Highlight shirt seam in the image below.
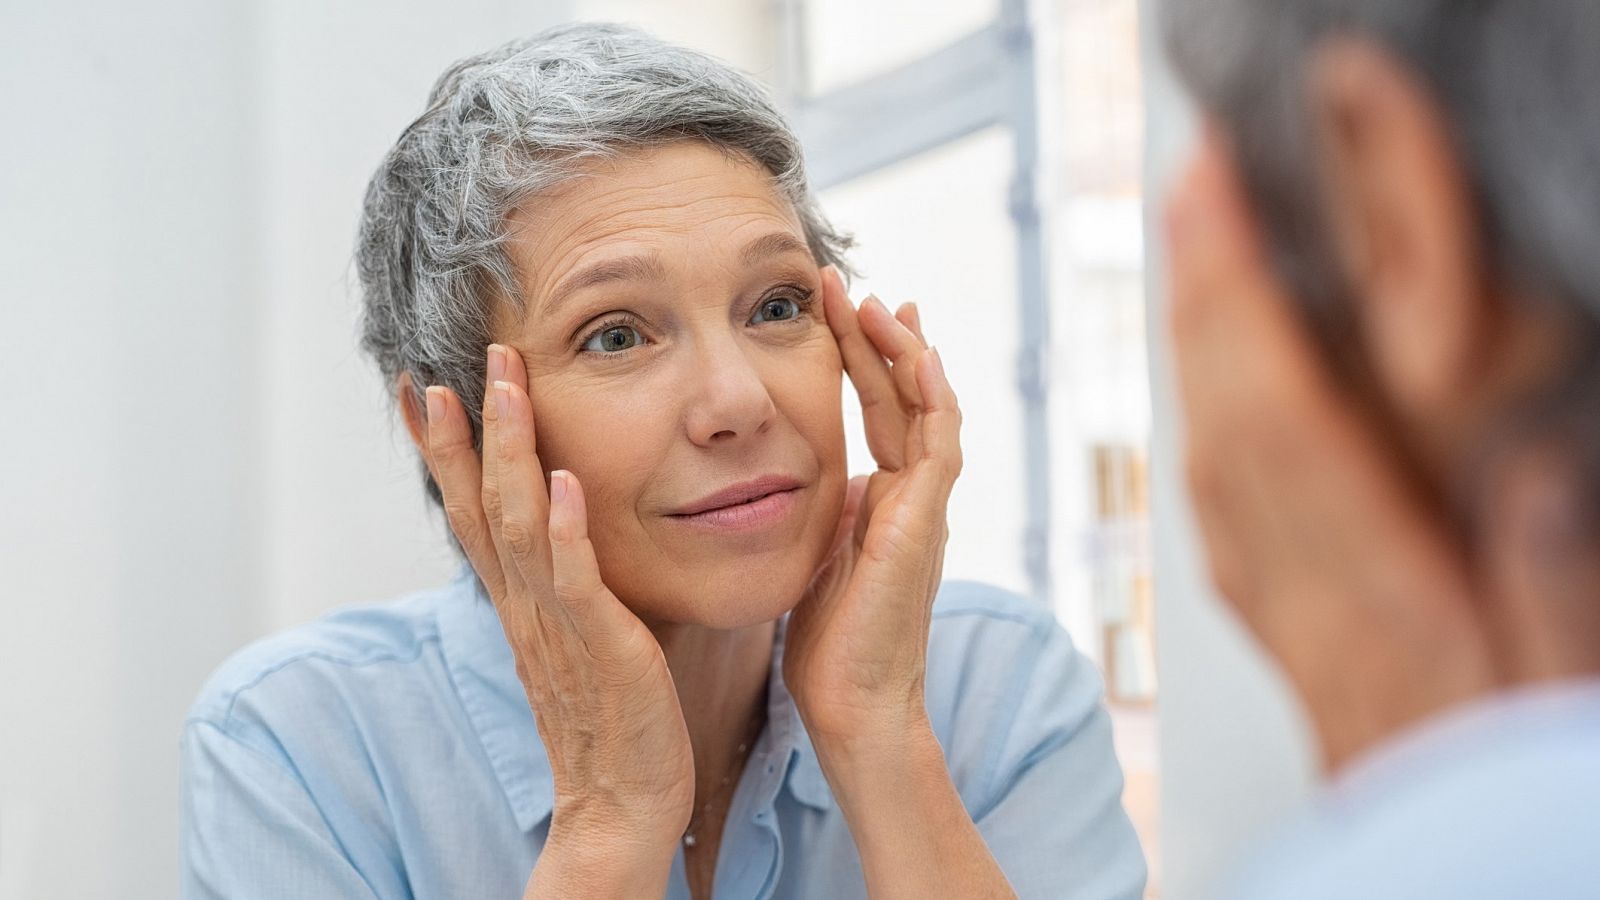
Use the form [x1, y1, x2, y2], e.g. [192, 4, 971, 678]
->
[930, 606, 1052, 628]
[970, 616, 1054, 822]
[183, 718, 387, 899]
[190, 638, 436, 732]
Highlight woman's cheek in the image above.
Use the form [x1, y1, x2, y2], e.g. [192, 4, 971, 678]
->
[772, 345, 843, 436]
[533, 376, 660, 477]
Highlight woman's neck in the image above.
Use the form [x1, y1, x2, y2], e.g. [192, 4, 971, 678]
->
[648, 618, 776, 811]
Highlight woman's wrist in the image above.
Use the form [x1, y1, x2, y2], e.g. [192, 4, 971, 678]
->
[526, 815, 677, 900]
[793, 674, 930, 755]
[808, 710, 942, 806]
[811, 717, 1016, 900]
[804, 698, 948, 814]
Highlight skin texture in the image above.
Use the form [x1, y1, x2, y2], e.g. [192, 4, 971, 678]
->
[1167, 40, 1600, 774]
[397, 141, 1014, 899]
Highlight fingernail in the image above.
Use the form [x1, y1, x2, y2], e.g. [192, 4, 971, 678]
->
[425, 386, 444, 426]
[493, 380, 510, 420]
[930, 346, 945, 376]
[550, 470, 568, 504]
[487, 345, 507, 383]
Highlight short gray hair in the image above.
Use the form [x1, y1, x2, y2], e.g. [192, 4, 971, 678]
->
[1163, 0, 1600, 515]
[356, 22, 852, 521]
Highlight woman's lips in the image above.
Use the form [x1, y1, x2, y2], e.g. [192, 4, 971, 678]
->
[668, 487, 799, 532]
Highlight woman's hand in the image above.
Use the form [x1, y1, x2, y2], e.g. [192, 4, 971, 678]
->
[420, 345, 694, 896]
[783, 270, 1013, 900]
[783, 266, 963, 749]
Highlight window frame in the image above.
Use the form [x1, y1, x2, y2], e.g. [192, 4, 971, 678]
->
[777, 0, 1055, 606]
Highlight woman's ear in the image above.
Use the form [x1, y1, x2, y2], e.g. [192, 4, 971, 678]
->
[397, 371, 428, 455]
[1308, 38, 1489, 446]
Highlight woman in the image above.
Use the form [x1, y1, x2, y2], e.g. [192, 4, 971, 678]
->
[180, 23, 1145, 900]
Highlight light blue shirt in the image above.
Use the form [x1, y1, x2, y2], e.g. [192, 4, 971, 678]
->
[1222, 680, 1600, 899]
[181, 563, 1147, 899]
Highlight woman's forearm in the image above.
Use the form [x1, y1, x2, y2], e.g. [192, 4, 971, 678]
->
[813, 717, 1017, 900]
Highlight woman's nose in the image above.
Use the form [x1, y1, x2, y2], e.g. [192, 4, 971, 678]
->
[682, 340, 777, 447]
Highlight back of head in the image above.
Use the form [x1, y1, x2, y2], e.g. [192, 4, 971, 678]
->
[1163, 0, 1600, 532]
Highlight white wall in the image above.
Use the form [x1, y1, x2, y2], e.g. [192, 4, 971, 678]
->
[1138, 2, 1318, 897]
[1, 5, 262, 897]
[0, 3, 568, 898]
[576, 0, 779, 78]
[254, 1, 583, 630]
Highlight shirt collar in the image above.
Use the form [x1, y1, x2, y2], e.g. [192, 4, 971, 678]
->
[764, 609, 835, 811]
[436, 561, 833, 833]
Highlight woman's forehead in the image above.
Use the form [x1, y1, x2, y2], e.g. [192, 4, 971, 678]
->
[506, 143, 808, 299]
[518, 144, 795, 237]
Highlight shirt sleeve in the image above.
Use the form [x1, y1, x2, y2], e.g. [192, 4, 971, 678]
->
[969, 619, 1149, 900]
[180, 719, 382, 900]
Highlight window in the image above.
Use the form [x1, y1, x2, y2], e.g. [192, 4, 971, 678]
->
[820, 128, 1031, 598]
[797, 0, 1000, 92]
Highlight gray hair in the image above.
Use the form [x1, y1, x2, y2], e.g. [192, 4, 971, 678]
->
[356, 22, 852, 524]
[1162, 0, 1600, 516]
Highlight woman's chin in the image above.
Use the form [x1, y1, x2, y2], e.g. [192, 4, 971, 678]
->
[627, 568, 810, 631]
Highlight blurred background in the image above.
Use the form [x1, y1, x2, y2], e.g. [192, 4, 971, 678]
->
[0, 1, 1314, 898]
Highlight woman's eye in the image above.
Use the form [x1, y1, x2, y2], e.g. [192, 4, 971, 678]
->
[582, 324, 644, 353]
[750, 296, 802, 324]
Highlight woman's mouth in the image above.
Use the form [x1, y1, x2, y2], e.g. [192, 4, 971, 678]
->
[668, 475, 805, 532]
[670, 488, 800, 531]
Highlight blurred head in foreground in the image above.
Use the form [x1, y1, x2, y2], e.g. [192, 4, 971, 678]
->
[1162, 0, 1600, 767]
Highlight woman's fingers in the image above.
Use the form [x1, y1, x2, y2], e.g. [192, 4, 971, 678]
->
[847, 350, 964, 588]
[895, 302, 926, 347]
[858, 295, 932, 413]
[858, 295, 933, 465]
[817, 270, 959, 586]
[479, 345, 531, 597]
[491, 376, 555, 590]
[870, 345, 964, 581]
[821, 267, 909, 471]
[884, 348, 964, 551]
[546, 470, 633, 638]
[915, 348, 963, 481]
[423, 383, 507, 601]
[828, 474, 870, 558]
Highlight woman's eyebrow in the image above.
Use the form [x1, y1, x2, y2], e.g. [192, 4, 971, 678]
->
[741, 232, 814, 266]
[542, 253, 668, 321]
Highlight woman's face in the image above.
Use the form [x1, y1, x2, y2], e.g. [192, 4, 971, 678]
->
[498, 140, 848, 629]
